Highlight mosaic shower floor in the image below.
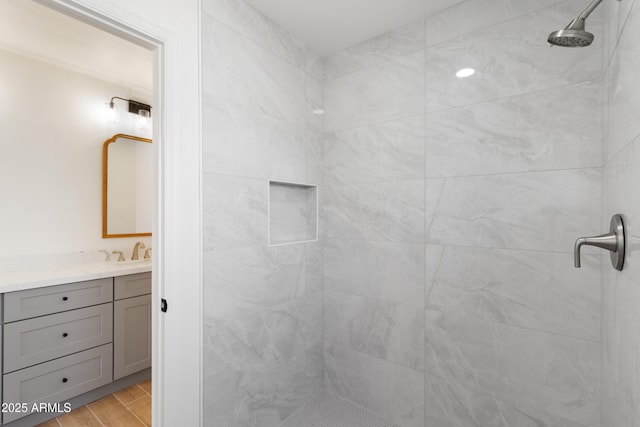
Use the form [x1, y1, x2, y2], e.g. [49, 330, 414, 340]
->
[280, 391, 399, 427]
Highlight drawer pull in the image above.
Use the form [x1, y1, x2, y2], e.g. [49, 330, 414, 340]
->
[62, 296, 69, 301]
[62, 377, 68, 383]
[62, 332, 69, 338]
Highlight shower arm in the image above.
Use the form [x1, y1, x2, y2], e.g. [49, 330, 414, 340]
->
[577, 0, 604, 21]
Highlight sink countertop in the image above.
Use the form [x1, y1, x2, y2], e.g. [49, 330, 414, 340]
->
[0, 261, 152, 293]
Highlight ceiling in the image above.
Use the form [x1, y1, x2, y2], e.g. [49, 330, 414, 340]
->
[0, 0, 464, 86]
[245, 0, 465, 55]
[0, 0, 152, 92]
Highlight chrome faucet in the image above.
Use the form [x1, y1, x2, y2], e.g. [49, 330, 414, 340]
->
[131, 241, 146, 260]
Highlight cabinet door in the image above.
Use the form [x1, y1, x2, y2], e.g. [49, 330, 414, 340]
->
[113, 295, 151, 380]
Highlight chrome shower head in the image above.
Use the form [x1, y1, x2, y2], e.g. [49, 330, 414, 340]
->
[548, 0, 603, 47]
[548, 18, 594, 47]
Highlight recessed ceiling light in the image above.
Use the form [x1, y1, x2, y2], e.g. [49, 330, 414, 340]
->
[313, 109, 324, 115]
[456, 68, 475, 78]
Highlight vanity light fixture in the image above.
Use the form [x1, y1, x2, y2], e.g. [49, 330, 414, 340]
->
[456, 68, 475, 78]
[107, 96, 152, 125]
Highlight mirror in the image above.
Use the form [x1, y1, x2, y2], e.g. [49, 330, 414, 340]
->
[102, 134, 152, 238]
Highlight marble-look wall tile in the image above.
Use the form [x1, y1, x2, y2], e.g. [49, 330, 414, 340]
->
[427, 169, 602, 252]
[426, 81, 602, 177]
[306, 74, 323, 133]
[602, 0, 640, 423]
[203, 296, 307, 403]
[603, 0, 636, 67]
[202, 15, 306, 125]
[306, 127, 323, 184]
[323, 238, 424, 306]
[604, 0, 640, 161]
[305, 291, 324, 382]
[426, 0, 602, 113]
[203, 244, 305, 318]
[202, 95, 306, 181]
[324, 20, 426, 80]
[602, 137, 640, 281]
[424, 373, 591, 427]
[203, 174, 267, 251]
[324, 180, 425, 243]
[426, 245, 601, 341]
[602, 271, 640, 427]
[425, 178, 444, 234]
[425, 310, 601, 426]
[324, 116, 425, 185]
[202, 0, 305, 69]
[204, 361, 316, 427]
[324, 52, 425, 132]
[603, 62, 638, 162]
[602, 135, 640, 427]
[324, 291, 424, 370]
[324, 343, 424, 427]
[425, 0, 565, 47]
[305, 242, 323, 294]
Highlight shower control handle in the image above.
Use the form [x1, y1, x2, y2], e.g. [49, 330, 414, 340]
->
[574, 214, 625, 271]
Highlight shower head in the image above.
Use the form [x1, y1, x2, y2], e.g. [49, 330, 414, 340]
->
[547, 0, 603, 47]
[548, 18, 594, 47]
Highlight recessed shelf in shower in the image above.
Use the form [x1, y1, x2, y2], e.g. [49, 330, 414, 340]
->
[268, 180, 318, 246]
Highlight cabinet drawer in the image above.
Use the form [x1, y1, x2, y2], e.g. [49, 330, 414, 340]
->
[4, 303, 113, 373]
[114, 272, 151, 300]
[4, 278, 113, 322]
[3, 344, 113, 423]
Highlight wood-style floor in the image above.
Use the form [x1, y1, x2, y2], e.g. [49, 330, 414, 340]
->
[35, 379, 151, 427]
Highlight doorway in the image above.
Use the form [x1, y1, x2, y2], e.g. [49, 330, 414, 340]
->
[0, 0, 202, 425]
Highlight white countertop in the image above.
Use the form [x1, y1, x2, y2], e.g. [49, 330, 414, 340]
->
[0, 260, 152, 293]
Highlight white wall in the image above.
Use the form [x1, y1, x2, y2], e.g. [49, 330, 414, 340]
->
[0, 49, 152, 259]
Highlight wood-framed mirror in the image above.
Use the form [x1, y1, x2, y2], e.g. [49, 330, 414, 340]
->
[102, 133, 152, 238]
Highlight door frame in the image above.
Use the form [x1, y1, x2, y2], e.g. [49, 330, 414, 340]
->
[35, 1, 203, 425]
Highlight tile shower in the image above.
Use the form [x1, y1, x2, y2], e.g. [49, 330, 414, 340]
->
[202, 0, 640, 426]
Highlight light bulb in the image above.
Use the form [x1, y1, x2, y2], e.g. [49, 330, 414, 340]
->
[137, 109, 150, 130]
[107, 102, 119, 123]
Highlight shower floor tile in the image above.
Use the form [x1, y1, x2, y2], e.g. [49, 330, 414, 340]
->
[280, 391, 399, 427]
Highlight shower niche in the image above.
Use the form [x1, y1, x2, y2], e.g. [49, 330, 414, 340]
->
[268, 180, 318, 246]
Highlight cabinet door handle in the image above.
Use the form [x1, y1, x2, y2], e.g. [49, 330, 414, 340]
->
[62, 378, 68, 383]
[62, 296, 69, 301]
[62, 332, 69, 338]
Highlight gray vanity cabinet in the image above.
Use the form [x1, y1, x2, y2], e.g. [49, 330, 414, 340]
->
[1, 272, 151, 424]
[113, 273, 151, 380]
[2, 278, 114, 423]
